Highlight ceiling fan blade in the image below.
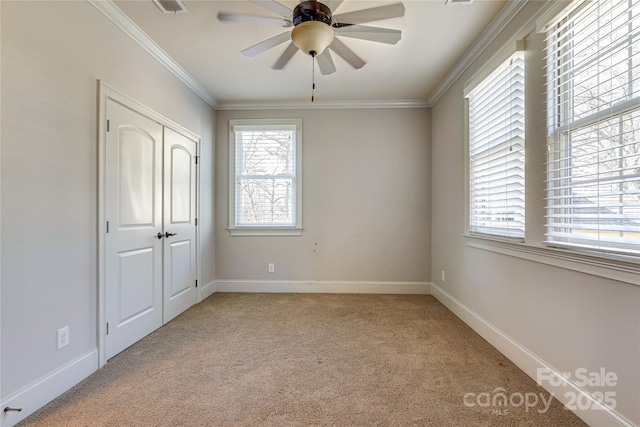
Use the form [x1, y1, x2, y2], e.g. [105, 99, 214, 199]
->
[335, 25, 402, 45]
[326, 0, 345, 13]
[217, 11, 289, 26]
[316, 49, 337, 75]
[333, 3, 405, 26]
[242, 32, 291, 57]
[249, 0, 292, 17]
[328, 38, 365, 70]
[272, 42, 299, 70]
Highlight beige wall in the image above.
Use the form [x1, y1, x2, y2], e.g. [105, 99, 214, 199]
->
[430, 1, 640, 424]
[4, 0, 637, 424]
[216, 108, 431, 283]
[1, 0, 215, 404]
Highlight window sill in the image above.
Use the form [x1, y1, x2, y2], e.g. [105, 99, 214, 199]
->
[228, 227, 303, 237]
[464, 234, 640, 286]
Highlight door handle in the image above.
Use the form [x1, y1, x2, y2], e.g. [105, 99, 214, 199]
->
[165, 232, 177, 238]
[156, 232, 164, 239]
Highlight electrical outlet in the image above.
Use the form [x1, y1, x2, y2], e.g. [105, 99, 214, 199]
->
[57, 326, 69, 350]
[441, 270, 446, 282]
[268, 263, 275, 273]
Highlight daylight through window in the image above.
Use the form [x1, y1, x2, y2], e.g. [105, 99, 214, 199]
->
[467, 50, 526, 239]
[229, 119, 302, 233]
[545, 0, 640, 256]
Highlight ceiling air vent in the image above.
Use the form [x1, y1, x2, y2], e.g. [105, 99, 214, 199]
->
[445, 0, 474, 5]
[153, 0, 188, 14]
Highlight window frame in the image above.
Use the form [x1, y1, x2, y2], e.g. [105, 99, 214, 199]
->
[544, 0, 640, 257]
[464, 40, 526, 241]
[228, 118, 303, 236]
[462, 32, 639, 286]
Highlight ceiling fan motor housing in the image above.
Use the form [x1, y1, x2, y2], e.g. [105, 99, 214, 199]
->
[293, 1, 333, 26]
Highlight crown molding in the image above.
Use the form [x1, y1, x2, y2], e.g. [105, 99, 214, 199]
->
[216, 99, 430, 111]
[89, 0, 538, 111]
[427, 0, 530, 106]
[88, 0, 217, 108]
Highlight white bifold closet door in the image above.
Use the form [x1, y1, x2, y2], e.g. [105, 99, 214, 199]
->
[105, 100, 197, 360]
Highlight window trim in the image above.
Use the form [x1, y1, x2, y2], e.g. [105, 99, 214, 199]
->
[464, 233, 639, 286]
[228, 118, 303, 236]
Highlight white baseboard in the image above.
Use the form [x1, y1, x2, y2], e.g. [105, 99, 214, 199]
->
[430, 283, 636, 427]
[197, 280, 216, 302]
[215, 280, 431, 295]
[1, 349, 98, 427]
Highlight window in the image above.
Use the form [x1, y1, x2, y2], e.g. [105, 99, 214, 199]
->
[545, 0, 640, 256]
[228, 119, 302, 236]
[466, 49, 526, 239]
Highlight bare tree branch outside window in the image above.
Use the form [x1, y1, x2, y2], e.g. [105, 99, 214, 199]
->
[546, 0, 640, 255]
[235, 129, 296, 227]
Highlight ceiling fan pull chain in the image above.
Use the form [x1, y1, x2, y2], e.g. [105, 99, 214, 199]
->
[311, 51, 316, 102]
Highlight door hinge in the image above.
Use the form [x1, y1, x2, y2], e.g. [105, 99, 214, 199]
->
[106, 221, 109, 233]
[195, 280, 198, 288]
[106, 322, 109, 335]
[195, 156, 199, 165]
[195, 218, 198, 226]
[107, 119, 110, 132]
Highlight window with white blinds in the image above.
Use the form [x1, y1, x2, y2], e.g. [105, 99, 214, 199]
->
[229, 119, 302, 234]
[545, 0, 640, 256]
[467, 51, 525, 239]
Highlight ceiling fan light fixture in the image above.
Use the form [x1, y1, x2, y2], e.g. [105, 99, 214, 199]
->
[291, 21, 335, 56]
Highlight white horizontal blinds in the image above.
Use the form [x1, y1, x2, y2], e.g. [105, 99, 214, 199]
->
[545, 0, 640, 256]
[468, 51, 525, 238]
[234, 124, 296, 227]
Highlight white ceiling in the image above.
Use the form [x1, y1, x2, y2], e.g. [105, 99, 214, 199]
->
[114, 0, 507, 104]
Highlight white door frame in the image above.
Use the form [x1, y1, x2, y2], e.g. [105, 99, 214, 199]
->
[97, 81, 202, 368]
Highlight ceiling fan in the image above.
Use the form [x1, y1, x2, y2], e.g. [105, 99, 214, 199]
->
[218, 0, 405, 75]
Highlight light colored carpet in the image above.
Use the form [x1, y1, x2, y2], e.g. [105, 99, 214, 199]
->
[19, 293, 586, 426]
